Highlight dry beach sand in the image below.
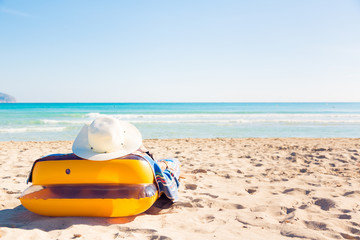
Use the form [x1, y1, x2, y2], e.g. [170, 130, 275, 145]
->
[0, 138, 360, 240]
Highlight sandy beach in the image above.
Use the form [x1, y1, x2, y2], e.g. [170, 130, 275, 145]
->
[0, 138, 360, 240]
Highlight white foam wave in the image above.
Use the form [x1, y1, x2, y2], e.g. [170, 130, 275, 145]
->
[0, 127, 67, 133]
[41, 119, 88, 125]
[129, 119, 360, 124]
[83, 113, 360, 119]
[36, 113, 360, 126]
[85, 113, 103, 119]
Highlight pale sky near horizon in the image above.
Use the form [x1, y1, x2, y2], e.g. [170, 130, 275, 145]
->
[1, 0, 360, 102]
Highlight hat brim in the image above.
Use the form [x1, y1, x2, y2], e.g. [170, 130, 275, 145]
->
[72, 122, 142, 161]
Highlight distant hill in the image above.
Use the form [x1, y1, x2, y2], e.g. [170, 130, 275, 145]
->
[0, 92, 16, 103]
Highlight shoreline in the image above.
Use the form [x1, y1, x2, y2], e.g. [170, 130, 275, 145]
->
[2, 136, 360, 142]
[1, 138, 360, 239]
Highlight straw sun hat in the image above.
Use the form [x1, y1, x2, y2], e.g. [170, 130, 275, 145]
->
[72, 116, 142, 161]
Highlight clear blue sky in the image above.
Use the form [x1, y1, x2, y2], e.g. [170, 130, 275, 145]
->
[1, 0, 359, 102]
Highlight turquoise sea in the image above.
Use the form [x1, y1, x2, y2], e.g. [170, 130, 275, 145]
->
[0, 103, 360, 141]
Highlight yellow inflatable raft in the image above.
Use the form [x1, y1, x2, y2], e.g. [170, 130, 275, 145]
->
[20, 155, 159, 217]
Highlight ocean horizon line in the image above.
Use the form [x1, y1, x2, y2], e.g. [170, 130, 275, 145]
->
[3, 101, 360, 104]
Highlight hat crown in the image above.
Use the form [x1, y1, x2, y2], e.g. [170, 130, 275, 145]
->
[88, 117, 125, 153]
[72, 115, 142, 161]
